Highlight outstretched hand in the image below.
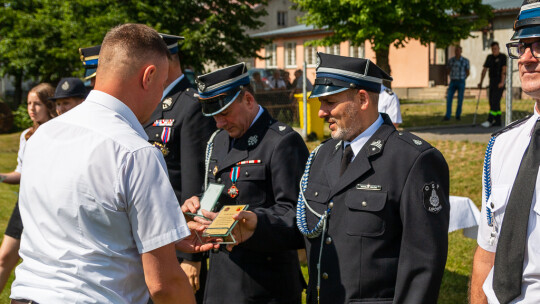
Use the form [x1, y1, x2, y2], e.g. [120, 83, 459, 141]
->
[175, 221, 220, 253]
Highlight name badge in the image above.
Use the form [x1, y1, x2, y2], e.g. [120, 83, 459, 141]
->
[153, 119, 175, 127]
[356, 184, 382, 191]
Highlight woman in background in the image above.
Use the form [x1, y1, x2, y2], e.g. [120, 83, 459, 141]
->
[0, 83, 56, 291]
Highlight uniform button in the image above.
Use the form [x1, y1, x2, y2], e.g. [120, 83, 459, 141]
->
[314, 192, 319, 197]
[325, 237, 332, 245]
[155, 134, 159, 138]
[362, 201, 367, 207]
[490, 202, 494, 208]
[217, 178, 222, 183]
[328, 202, 334, 209]
[322, 273, 329, 279]
[245, 171, 249, 177]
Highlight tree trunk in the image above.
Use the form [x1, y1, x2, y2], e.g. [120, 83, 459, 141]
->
[375, 48, 392, 89]
[13, 72, 23, 105]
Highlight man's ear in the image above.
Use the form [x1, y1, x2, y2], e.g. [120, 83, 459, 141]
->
[357, 89, 371, 110]
[243, 91, 255, 106]
[141, 65, 157, 90]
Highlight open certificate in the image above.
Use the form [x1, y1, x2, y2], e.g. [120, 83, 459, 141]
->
[203, 204, 249, 244]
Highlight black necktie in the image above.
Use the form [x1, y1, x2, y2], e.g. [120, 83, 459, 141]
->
[340, 144, 354, 176]
[493, 119, 540, 303]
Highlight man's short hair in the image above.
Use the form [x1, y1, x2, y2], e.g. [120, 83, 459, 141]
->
[98, 23, 170, 76]
[491, 41, 499, 48]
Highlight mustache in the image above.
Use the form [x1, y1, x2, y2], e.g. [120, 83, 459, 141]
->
[326, 117, 337, 124]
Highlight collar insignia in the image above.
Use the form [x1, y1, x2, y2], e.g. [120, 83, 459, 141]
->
[162, 97, 173, 110]
[248, 135, 258, 146]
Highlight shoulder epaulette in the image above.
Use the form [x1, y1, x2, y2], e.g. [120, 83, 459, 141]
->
[395, 130, 432, 152]
[384, 87, 394, 95]
[491, 114, 532, 138]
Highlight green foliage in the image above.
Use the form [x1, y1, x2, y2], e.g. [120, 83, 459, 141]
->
[12, 104, 32, 131]
[0, 0, 268, 83]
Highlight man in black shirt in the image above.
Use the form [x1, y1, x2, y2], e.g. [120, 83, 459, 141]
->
[478, 41, 507, 127]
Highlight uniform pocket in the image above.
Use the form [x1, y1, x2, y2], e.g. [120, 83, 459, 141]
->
[345, 190, 387, 237]
[236, 164, 266, 206]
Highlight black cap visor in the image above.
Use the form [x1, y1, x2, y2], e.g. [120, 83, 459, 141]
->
[201, 90, 241, 116]
[512, 25, 540, 40]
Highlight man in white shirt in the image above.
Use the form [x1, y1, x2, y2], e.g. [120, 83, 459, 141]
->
[471, 1, 540, 303]
[10, 23, 213, 304]
[379, 85, 402, 128]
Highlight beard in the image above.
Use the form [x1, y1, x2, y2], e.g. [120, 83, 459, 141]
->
[328, 102, 360, 141]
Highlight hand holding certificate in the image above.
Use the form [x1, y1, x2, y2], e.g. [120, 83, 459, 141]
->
[203, 205, 249, 244]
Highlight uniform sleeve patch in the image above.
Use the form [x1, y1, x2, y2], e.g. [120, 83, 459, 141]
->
[423, 182, 443, 213]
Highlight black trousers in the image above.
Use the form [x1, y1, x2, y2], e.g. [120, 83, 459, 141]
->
[488, 84, 504, 123]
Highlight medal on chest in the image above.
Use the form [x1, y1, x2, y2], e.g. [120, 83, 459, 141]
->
[228, 166, 240, 198]
[159, 127, 172, 156]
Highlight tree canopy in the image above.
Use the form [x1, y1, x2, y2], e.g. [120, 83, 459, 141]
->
[292, 0, 493, 81]
[0, 0, 267, 103]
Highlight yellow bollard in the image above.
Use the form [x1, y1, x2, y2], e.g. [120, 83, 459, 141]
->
[295, 93, 324, 140]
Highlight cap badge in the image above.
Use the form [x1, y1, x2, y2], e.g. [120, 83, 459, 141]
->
[61, 81, 70, 91]
[196, 79, 206, 92]
[423, 182, 443, 213]
[162, 97, 173, 110]
[248, 135, 258, 146]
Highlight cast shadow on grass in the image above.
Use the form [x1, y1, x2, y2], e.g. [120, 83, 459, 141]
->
[438, 268, 471, 304]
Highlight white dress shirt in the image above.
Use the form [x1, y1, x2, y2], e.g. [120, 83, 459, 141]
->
[378, 85, 402, 124]
[344, 114, 384, 161]
[478, 107, 540, 303]
[14, 128, 30, 173]
[11, 90, 190, 304]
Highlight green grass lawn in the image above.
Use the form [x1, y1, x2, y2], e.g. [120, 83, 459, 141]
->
[0, 107, 488, 303]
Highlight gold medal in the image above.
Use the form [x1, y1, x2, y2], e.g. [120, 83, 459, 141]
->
[161, 146, 169, 157]
[213, 165, 218, 176]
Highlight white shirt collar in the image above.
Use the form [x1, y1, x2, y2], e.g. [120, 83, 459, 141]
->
[86, 90, 148, 140]
[344, 114, 384, 160]
[249, 105, 264, 128]
[162, 74, 185, 100]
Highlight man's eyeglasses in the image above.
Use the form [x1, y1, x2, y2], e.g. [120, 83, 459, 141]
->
[507, 41, 540, 59]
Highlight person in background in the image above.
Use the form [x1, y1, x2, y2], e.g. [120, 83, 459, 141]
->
[379, 84, 403, 128]
[290, 69, 313, 98]
[251, 72, 268, 93]
[266, 70, 287, 90]
[0, 83, 56, 293]
[79, 45, 101, 90]
[49, 77, 87, 115]
[443, 45, 470, 121]
[478, 41, 507, 128]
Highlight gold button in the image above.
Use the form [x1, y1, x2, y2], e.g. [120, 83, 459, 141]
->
[325, 237, 332, 245]
[328, 202, 334, 209]
[362, 201, 367, 207]
[155, 134, 159, 138]
[322, 273, 329, 279]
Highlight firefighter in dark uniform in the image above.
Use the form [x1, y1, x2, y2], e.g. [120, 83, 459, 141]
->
[79, 45, 101, 89]
[143, 34, 216, 302]
[182, 62, 308, 304]
[228, 53, 450, 304]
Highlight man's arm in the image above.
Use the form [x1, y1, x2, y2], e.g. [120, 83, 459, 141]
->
[499, 66, 507, 88]
[393, 148, 450, 303]
[0, 172, 21, 184]
[470, 246, 495, 304]
[478, 67, 488, 88]
[142, 243, 196, 304]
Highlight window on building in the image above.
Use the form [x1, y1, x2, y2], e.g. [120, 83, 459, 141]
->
[304, 43, 317, 67]
[285, 42, 296, 68]
[265, 44, 277, 68]
[326, 44, 340, 55]
[435, 48, 446, 65]
[277, 11, 287, 27]
[349, 44, 365, 58]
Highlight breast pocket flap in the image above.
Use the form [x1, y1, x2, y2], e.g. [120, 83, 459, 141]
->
[346, 191, 387, 212]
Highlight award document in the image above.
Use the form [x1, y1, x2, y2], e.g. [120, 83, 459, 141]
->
[203, 204, 249, 244]
[186, 183, 224, 219]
